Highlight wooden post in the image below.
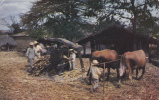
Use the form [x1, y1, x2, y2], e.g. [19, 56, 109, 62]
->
[145, 43, 149, 63]
[77, 51, 85, 72]
[7, 43, 9, 52]
[157, 43, 159, 66]
[83, 44, 86, 57]
[103, 63, 105, 99]
[91, 40, 96, 53]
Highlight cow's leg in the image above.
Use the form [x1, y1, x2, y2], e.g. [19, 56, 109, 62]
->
[140, 67, 145, 79]
[142, 68, 145, 76]
[118, 77, 122, 88]
[127, 60, 134, 84]
[136, 69, 138, 79]
[88, 74, 92, 85]
[118, 69, 126, 88]
[116, 68, 119, 79]
[106, 67, 110, 80]
[127, 64, 133, 84]
[123, 69, 126, 78]
[87, 67, 92, 85]
[129, 69, 133, 84]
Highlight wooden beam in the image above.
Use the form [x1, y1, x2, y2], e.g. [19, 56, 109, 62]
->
[77, 51, 85, 72]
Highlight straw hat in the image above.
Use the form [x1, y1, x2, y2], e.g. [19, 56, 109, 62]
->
[34, 41, 38, 44]
[29, 42, 34, 45]
[63, 55, 67, 59]
[69, 49, 74, 52]
[92, 60, 99, 65]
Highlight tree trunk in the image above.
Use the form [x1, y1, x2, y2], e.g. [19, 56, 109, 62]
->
[131, 0, 137, 51]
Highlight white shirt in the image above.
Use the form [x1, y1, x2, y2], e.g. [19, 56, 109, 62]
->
[70, 53, 76, 62]
[34, 45, 42, 58]
[91, 66, 101, 79]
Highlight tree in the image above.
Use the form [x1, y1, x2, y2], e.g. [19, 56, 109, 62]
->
[2, 15, 23, 34]
[85, 0, 159, 49]
[20, 0, 121, 40]
[21, 0, 87, 40]
[103, 0, 159, 34]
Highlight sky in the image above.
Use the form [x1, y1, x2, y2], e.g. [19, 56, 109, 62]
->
[0, 0, 38, 30]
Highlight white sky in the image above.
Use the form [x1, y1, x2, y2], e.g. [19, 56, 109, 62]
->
[0, 0, 38, 30]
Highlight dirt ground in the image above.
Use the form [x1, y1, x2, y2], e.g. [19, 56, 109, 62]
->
[0, 51, 159, 100]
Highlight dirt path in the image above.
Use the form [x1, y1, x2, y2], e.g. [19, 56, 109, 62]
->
[0, 51, 159, 100]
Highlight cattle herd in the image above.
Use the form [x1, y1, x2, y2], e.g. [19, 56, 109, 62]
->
[90, 49, 147, 87]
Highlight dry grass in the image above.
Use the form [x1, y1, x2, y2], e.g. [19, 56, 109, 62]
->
[0, 51, 159, 100]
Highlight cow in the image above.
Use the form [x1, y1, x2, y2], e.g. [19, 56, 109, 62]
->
[87, 49, 120, 84]
[119, 50, 146, 86]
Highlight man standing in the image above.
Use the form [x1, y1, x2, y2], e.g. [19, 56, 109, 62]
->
[69, 49, 76, 70]
[26, 42, 36, 73]
[34, 41, 42, 59]
[90, 60, 101, 93]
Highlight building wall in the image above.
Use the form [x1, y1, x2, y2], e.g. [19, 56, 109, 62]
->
[12, 36, 36, 51]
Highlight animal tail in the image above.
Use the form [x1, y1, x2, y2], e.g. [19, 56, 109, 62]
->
[120, 55, 126, 77]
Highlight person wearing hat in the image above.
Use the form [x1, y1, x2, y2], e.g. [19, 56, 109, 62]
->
[69, 49, 76, 70]
[26, 42, 36, 73]
[33, 41, 42, 59]
[90, 60, 101, 93]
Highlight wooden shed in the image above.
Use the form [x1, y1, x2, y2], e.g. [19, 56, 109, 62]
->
[11, 31, 36, 52]
[75, 25, 159, 64]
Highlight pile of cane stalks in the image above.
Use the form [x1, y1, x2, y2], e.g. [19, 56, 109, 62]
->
[30, 54, 86, 83]
[32, 55, 51, 76]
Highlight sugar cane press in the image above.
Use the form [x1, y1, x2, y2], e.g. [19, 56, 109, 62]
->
[44, 38, 84, 75]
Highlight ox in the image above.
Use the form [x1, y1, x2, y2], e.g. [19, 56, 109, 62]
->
[87, 49, 119, 83]
[119, 50, 146, 85]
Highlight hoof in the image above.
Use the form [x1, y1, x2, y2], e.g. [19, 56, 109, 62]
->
[88, 83, 92, 85]
[90, 88, 94, 93]
[106, 78, 109, 81]
[130, 82, 134, 86]
[116, 84, 120, 88]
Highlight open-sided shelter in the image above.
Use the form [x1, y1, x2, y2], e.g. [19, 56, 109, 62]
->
[75, 25, 159, 64]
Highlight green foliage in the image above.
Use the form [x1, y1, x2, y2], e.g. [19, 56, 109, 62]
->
[104, 0, 159, 36]
[20, 0, 159, 40]
[21, 0, 87, 40]
[11, 23, 23, 34]
[20, 0, 121, 40]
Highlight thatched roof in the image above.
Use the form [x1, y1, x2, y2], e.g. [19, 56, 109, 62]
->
[0, 35, 16, 47]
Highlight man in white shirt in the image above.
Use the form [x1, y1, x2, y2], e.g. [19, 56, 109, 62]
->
[34, 41, 42, 59]
[26, 42, 36, 73]
[69, 49, 76, 70]
[90, 60, 101, 93]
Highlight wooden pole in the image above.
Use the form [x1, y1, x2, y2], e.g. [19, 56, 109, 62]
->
[157, 43, 159, 66]
[83, 44, 86, 57]
[103, 63, 105, 100]
[77, 51, 85, 72]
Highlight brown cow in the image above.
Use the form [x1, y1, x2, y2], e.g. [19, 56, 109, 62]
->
[91, 49, 120, 80]
[119, 50, 146, 85]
